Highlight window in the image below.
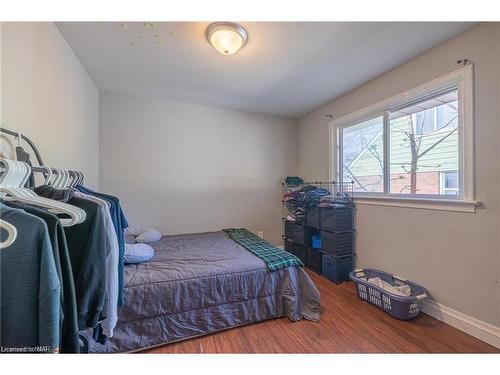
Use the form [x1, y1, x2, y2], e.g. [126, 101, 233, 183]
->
[440, 171, 459, 195]
[389, 90, 459, 195]
[341, 116, 384, 193]
[332, 66, 475, 210]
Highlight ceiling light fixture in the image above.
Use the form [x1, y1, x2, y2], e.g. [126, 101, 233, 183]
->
[206, 22, 248, 55]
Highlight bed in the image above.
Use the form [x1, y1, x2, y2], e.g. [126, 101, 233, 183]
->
[90, 231, 321, 353]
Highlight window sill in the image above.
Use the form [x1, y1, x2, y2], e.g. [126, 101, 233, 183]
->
[353, 196, 480, 213]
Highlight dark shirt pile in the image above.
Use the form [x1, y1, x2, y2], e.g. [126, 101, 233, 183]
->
[318, 192, 351, 208]
[284, 182, 353, 222]
[284, 184, 330, 223]
[0, 184, 128, 353]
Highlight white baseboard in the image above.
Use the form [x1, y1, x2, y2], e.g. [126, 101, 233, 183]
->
[421, 299, 500, 349]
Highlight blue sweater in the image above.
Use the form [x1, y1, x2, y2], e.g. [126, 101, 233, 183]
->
[0, 204, 60, 352]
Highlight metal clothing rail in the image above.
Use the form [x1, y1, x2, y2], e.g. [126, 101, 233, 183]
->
[1, 126, 84, 183]
[0, 126, 45, 166]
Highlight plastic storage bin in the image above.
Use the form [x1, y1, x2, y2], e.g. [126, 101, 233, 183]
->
[311, 235, 322, 249]
[306, 248, 322, 274]
[320, 230, 354, 256]
[306, 206, 320, 229]
[349, 268, 429, 320]
[322, 254, 353, 283]
[320, 206, 353, 233]
[285, 221, 314, 246]
[285, 240, 307, 263]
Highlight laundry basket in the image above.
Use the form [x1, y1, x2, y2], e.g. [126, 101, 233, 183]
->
[349, 268, 429, 320]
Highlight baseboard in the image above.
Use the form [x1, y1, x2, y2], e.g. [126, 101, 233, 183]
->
[421, 299, 500, 349]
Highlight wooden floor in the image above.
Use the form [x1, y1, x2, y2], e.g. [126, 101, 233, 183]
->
[143, 270, 499, 353]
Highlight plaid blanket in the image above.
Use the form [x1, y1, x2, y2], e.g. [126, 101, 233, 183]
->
[223, 228, 303, 271]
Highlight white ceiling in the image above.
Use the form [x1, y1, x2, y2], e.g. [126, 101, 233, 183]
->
[57, 22, 476, 118]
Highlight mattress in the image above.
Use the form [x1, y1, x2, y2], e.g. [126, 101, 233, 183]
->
[90, 231, 321, 353]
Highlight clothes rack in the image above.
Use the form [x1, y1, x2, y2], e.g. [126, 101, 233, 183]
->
[1, 126, 45, 166]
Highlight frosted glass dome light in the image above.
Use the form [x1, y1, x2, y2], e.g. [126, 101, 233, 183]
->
[206, 22, 248, 55]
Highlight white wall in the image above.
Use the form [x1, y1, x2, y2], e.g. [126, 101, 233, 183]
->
[299, 23, 500, 327]
[99, 91, 298, 245]
[0, 22, 99, 188]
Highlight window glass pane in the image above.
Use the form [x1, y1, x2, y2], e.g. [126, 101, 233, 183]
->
[413, 109, 435, 134]
[444, 171, 458, 189]
[389, 90, 459, 195]
[441, 171, 459, 195]
[342, 116, 384, 193]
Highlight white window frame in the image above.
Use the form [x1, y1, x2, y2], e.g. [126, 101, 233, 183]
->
[329, 65, 478, 213]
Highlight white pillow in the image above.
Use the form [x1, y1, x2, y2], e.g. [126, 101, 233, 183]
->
[124, 243, 154, 264]
[125, 225, 162, 243]
[125, 225, 147, 237]
[135, 228, 161, 243]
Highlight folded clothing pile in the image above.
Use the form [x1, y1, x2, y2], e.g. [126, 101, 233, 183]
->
[318, 192, 351, 208]
[285, 176, 304, 186]
[304, 188, 329, 209]
[284, 185, 328, 223]
[367, 277, 411, 297]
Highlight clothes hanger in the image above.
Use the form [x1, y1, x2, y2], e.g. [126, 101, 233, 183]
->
[0, 219, 17, 249]
[74, 171, 82, 187]
[64, 169, 71, 188]
[1, 159, 33, 198]
[42, 166, 53, 185]
[53, 168, 63, 188]
[0, 158, 86, 226]
[61, 169, 69, 188]
[73, 171, 83, 188]
[52, 168, 64, 188]
[68, 171, 76, 188]
[29, 165, 53, 186]
[0, 160, 86, 225]
[48, 167, 58, 187]
[60, 169, 68, 188]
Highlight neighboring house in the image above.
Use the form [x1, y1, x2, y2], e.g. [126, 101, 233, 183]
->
[343, 96, 459, 195]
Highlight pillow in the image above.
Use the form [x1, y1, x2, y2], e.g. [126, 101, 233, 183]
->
[124, 243, 154, 264]
[135, 228, 161, 243]
[125, 225, 146, 237]
[125, 225, 162, 243]
[124, 233, 136, 244]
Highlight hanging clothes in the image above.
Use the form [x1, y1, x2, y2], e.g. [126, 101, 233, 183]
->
[35, 185, 110, 329]
[62, 196, 109, 329]
[35, 184, 75, 202]
[1, 154, 129, 352]
[0, 204, 60, 353]
[2, 201, 80, 353]
[74, 191, 119, 338]
[75, 185, 129, 306]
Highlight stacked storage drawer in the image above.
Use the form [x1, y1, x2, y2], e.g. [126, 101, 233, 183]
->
[282, 182, 355, 282]
[284, 221, 314, 246]
[322, 254, 353, 284]
[306, 248, 322, 274]
[284, 221, 321, 274]
[317, 206, 355, 283]
[306, 206, 320, 229]
[285, 207, 354, 279]
[284, 239, 307, 264]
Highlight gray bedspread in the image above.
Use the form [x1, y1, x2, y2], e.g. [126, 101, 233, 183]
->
[90, 231, 321, 353]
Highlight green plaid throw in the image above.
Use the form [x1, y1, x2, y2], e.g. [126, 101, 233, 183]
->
[223, 228, 303, 271]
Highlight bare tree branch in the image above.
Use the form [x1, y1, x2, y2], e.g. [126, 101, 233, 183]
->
[417, 126, 457, 159]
